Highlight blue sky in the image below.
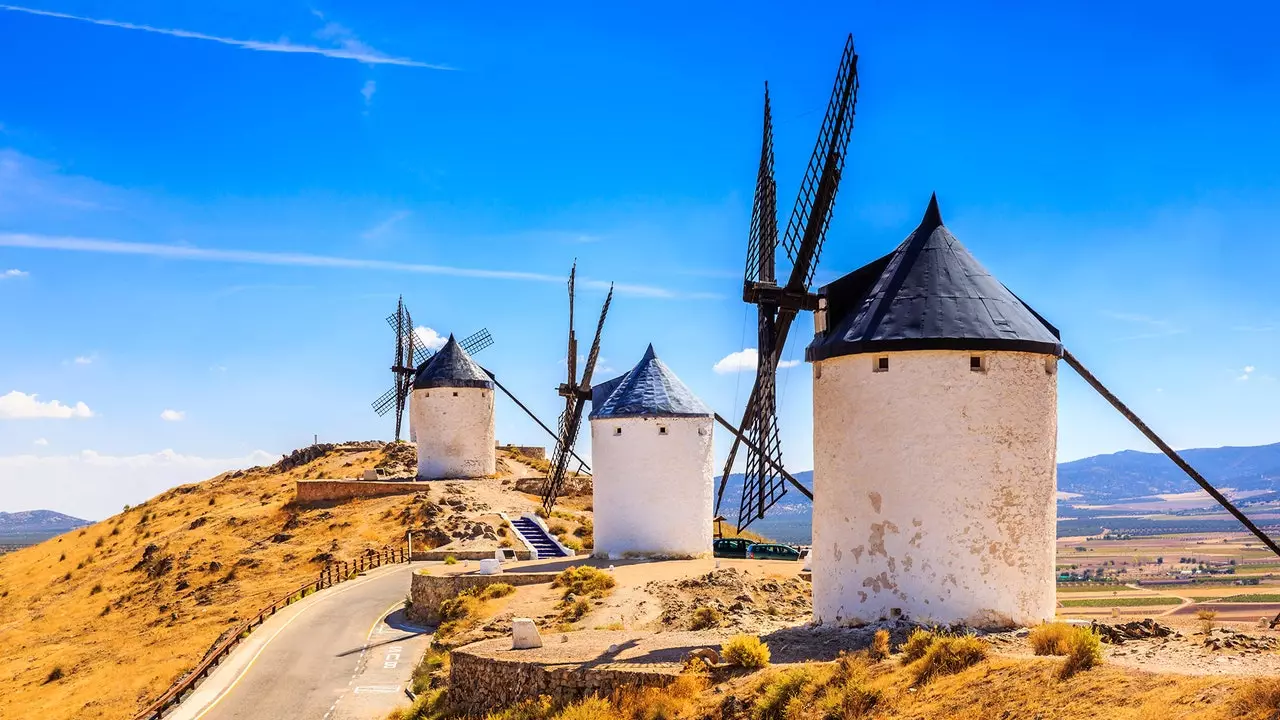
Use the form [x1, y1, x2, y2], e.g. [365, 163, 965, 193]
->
[1, 1, 1278, 519]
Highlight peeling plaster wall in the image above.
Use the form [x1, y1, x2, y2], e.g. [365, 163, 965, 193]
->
[812, 350, 1058, 628]
[590, 415, 713, 558]
[410, 387, 495, 479]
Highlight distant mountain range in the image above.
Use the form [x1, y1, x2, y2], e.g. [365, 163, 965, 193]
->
[1058, 442, 1280, 501]
[0, 510, 91, 540]
[718, 442, 1280, 543]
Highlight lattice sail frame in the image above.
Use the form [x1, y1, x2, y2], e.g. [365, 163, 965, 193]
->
[727, 35, 859, 530]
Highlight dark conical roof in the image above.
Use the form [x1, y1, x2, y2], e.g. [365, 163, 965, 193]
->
[806, 195, 1061, 361]
[413, 334, 494, 389]
[590, 344, 711, 419]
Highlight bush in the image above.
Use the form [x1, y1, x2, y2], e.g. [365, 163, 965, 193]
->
[722, 634, 771, 669]
[753, 667, 810, 720]
[443, 556, 458, 566]
[44, 666, 64, 684]
[553, 697, 614, 720]
[410, 646, 451, 695]
[869, 629, 890, 661]
[1232, 678, 1280, 719]
[551, 566, 615, 600]
[89, 584, 103, 596]
[1029, 622, 1076, 655]
[559, 598, 591, 622]
[478, 583, 515, 600]
[1197, 609, 1218, 635]
[910, 634, 989, 685]
[690, 606, 723, 630]
[1058, 627, 1103, 679]
[900, 628, 936, 663]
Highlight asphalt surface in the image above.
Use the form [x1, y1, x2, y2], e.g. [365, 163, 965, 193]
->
[170, 562, 432, 720]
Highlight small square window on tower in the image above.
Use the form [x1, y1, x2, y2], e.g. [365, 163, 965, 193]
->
[970, 355, 987, 372]
[874, 356, 889, 372]
[658, 425, 668, 436]
[613, 427, 622, 436]
[453, 391, 459, 397]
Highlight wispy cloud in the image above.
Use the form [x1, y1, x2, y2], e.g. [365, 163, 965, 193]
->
[33, 437, 48, 446]
[361, 79, 377, 106]
[361, 210, 411, 240]
[73, 355, 93, 365]
[160, 409, 185, 422]
[0, 233, 719, 300]
[712, 348, 801, 375]
[1238, 366, 1256, 382]
[0, 391, 93, 419]
[1, 268, 28, 279]
[1102, 311, 1186, 340]
[0, 4, 451, 69]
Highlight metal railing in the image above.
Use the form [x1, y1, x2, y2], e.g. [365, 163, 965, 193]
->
[133, 546, 408, 720]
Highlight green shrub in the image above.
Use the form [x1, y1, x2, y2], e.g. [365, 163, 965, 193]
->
[690, 606, 723, 630]
[44, 666, 64, 684]
[559, 598, 591, 622]
[753, 667, 810, 720]
[722, 634, 771, 669]
[89, 584, 103, 596]
[443, 555, 458, 566]
[1058, 627, 1103, 679]
[551, 566, 615, 600]
[911, 634, 989, 684]
[899, 628, 936, 664]
[478, 583, 515, 600]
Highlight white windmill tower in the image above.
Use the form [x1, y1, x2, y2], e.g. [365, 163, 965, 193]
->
[588, 345, 715, 559]
[805, 195, 1061, 628]
[410, 334, 497, 480]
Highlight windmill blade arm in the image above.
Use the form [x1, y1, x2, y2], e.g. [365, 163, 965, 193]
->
[579, 285, 613, 386]
[460, 328, 494, 357]
[1063, 348, 1280, 559]
[714, 413, 812, 500]
[485, 369, 591, 473]
[372, 387, 399, 415]
[745, 82, 778, 289]
[781, 34, 858, 292]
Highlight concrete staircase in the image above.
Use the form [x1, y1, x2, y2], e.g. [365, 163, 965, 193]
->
[510, 516, 568, 559]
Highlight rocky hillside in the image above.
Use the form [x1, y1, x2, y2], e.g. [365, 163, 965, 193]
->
[0, 442, 539, 720]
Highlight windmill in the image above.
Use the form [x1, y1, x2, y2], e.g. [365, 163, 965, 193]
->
[370, 296, 493, 441]
[542, 264, 613, 513]
[714, 34, 859, 531]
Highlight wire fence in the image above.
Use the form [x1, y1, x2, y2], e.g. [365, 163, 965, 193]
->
[132, 545, 409, 720]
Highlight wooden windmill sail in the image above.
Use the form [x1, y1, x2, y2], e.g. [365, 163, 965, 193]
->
[543, 264, 613, 512]
[715, 34, 859, 531]
[370, 296, 493, 441]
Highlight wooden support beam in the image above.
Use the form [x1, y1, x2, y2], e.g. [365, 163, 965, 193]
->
[714, 413, 814, 501]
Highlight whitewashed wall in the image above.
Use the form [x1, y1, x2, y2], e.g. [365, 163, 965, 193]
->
[590, 415, 713, 558]
[411, 386, 495, 479]
[811, 349, 1058, 628]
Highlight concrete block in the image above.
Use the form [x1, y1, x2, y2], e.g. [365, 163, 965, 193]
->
[362, 469, 378, 481]
[512, 618, 542, 649]
[478, 558, 502, 575]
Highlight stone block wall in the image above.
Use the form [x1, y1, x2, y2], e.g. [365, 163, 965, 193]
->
[499, 445, 546, 460]
[294, 479, 431, 504]
[408, 571, 554, 624]
[448, 650, 676, 716]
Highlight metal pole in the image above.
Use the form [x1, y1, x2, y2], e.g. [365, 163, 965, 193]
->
[484, 370, 592, 472]
[1063, 348, 1280, 559]
[713, 413, 813, 500]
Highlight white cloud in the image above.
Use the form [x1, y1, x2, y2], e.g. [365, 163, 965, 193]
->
[0, 391, 93, 419]
[0, 5, 450, 69]
[33, 437, 48, 446]
[73, 355, 93, 365]
[0, 448, 275, 519]
[0, 233, 716, 299]
[712, 349, 802, 375]
[1238, 366, 1256, 382]
[361, 210, 410, 240]
[160, 409, 185, 422]
[414, 326, 448, 352]
[361, 80, 377, 106]
[1, 268, 27, 278]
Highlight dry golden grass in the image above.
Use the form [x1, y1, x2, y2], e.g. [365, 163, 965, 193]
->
[721, 634, 771, 669]
[1029, 621, 1078, 655]
[0, 445, 525, 720]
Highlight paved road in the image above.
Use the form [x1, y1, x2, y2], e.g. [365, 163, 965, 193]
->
[170, 562, 432, 720]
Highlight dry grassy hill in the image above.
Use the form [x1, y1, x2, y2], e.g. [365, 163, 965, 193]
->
[0, 442, 541, 720]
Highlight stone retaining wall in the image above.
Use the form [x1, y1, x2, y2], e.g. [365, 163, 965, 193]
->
[499, 444, 546, 460]
[294, 479, 431, 504]
[411, 549, 532, 562]
[408, 570, 554, 624]
[448, 650, 676, 716]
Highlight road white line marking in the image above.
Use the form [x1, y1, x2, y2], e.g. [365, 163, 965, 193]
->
[353, 685, 401, 694]
[186, 564, 412, 720]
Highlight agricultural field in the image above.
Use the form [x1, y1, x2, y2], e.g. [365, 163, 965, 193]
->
[1055, 531, 1280, 623]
